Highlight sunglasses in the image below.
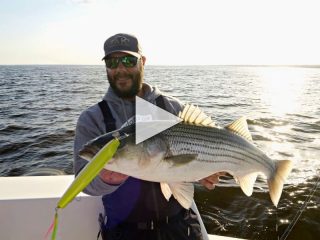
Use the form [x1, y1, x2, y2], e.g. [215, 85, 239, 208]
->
[105, 55, 139, 69]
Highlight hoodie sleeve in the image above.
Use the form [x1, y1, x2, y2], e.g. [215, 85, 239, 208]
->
[73, 105, 122, 196]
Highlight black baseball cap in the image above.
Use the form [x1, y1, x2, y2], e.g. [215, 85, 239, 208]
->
[102, 33, 142, 60]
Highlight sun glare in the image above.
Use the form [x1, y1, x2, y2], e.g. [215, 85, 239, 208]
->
[257, 67, 307, 116]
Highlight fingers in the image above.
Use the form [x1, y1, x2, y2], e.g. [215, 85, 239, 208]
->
[214, 171, 228, 177]
[199, 172, 227, 190]
[199, 178, 216, 190]
[99, 169, 129, 185]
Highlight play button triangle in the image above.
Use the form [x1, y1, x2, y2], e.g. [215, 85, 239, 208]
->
[135, 96, 182, 144]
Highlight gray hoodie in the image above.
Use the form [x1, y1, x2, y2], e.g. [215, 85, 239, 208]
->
[73, 83, 183, 196]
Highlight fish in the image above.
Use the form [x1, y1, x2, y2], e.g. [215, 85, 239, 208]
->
[79, 104, 293, 209]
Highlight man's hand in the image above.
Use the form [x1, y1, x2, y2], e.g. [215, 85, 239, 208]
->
[99, 169, 129, 185]
[199, 172, 227, 190]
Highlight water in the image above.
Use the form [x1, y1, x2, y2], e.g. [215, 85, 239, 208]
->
[0, 65, 319, 239]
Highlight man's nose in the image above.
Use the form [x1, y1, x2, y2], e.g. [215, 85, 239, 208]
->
[114, 61, 127, 71]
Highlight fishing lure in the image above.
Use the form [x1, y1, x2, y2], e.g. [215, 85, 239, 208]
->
[45, 138, 120, 240]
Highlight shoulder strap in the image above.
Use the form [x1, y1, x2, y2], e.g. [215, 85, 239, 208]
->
[155, 95, 166, 110]
[98, 100, 116, 132]
[98, 95, 166, 133]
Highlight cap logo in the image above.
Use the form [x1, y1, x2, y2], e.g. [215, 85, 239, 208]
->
[108, 36, 130, 48]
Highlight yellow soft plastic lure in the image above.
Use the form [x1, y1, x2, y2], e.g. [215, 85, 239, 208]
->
[57, 138, 120, 208]
[46, 138, 120, 240]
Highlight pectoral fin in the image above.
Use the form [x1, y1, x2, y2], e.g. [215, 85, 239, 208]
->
[164, 154, 197, 166]
[160, 182, 194, 209]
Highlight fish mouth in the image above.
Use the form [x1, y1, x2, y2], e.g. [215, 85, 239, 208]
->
[79, 144, 100, 161]
[79, 124, 136, 161]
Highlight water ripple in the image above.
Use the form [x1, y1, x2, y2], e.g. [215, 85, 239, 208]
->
[1, 65, 319, 240]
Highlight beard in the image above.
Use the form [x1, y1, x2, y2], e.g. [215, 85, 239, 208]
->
[107, 65, 144, 98]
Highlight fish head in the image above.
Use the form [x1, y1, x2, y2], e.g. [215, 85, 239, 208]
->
[78, 124, 135, 161]
[105, 134, 169, 177]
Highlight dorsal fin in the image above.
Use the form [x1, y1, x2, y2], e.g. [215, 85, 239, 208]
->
[186, 105, 202, 123]
[179, 104, 191, 119]
[225, 117, 253, 142]
[178, 104, 215, 127]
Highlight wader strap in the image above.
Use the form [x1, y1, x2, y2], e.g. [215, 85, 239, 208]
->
[98, 100, 117, 132]
[155, 95, 166, 110]
[98, 95, 165, 132]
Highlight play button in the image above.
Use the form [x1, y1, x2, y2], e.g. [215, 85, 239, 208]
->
[135, 96, 182, 144]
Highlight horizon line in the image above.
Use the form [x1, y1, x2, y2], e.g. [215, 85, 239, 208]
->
[1, 64, 320, 68]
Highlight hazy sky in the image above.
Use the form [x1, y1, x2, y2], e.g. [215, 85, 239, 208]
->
[0, 0, 319, 65]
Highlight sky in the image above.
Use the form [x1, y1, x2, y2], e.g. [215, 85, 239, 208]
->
[0, 0, 319, 65]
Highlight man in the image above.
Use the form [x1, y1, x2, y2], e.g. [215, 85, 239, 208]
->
[74, 33, 223, 240]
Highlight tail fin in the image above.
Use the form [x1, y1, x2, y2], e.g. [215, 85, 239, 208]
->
[268, 160, 293, 207]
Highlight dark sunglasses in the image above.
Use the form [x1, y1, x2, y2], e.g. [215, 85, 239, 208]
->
[105, 55, 139, 69]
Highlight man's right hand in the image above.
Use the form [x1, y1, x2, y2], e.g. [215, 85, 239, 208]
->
[99, 169, 129, 185]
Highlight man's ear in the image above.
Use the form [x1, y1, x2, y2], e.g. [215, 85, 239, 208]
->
[141, 56, 146, 65]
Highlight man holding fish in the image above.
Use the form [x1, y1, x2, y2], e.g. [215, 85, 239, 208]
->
[74, 33, 292, 240]
[74, 33, 224, 240]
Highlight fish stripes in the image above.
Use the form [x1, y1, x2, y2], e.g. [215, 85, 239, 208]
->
[162, 124, 274, 172]
[80, 105, 293, 207]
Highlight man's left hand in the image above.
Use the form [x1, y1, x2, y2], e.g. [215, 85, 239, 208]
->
[199, 172, 227, 190]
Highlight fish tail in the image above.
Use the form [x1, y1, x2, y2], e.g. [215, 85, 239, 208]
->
[267, 160, 293, 207]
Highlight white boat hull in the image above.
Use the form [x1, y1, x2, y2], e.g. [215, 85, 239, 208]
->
[0, 175, 243, 240]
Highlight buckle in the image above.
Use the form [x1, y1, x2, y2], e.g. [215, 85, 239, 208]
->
[137, 222, 148, 229]
[137, 220, 154, 230]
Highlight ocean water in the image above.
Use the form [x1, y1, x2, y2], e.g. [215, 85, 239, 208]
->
[0, 65, 319, 240]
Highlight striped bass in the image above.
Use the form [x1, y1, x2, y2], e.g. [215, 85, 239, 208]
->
[79, 105, 293, 209]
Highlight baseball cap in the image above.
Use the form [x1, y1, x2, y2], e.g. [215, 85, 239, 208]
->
[102, 33, 142, 60]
